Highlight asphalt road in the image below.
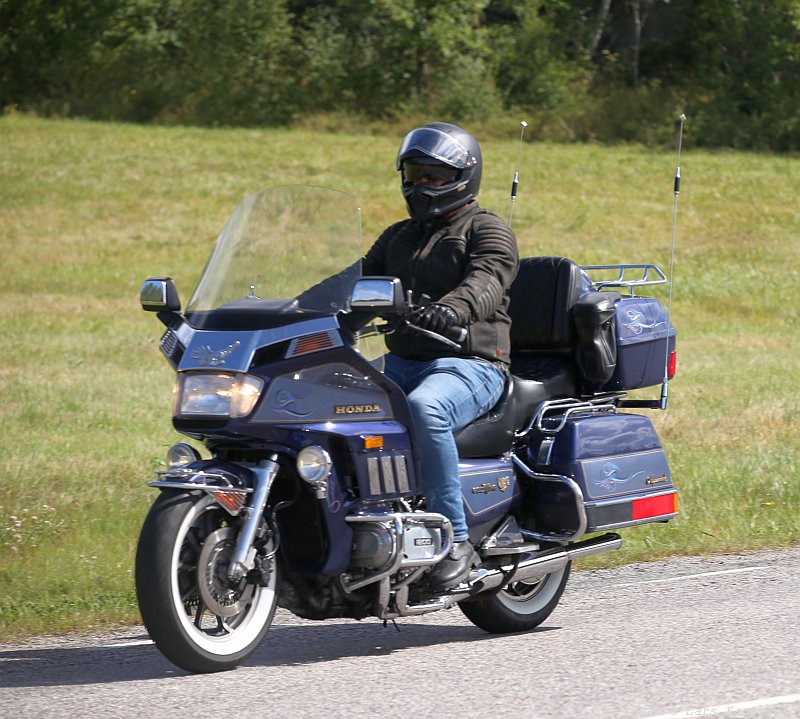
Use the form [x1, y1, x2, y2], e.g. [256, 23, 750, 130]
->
[1, 546, 798, 719]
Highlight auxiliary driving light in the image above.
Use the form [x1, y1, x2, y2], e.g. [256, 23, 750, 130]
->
[296, 445, 332, 499]
[166, 442, 202, 470]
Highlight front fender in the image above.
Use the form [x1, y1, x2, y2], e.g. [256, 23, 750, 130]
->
[149, 460, 256, 516]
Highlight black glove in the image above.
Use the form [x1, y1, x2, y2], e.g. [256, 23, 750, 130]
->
[415, 304, 459, 334]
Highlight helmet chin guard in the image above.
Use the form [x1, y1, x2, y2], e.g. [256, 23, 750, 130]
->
[397, 122, 482, 222]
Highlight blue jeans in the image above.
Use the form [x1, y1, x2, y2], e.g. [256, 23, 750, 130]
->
[383, 354, 506, 542]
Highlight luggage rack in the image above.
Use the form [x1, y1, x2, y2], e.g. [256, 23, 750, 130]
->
[518, 394, 627, 438]
[581, 264, 667, 297]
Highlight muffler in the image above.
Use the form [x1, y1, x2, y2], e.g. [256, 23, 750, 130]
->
[387, 532, 622, 618]
[471, 532, 622, 593]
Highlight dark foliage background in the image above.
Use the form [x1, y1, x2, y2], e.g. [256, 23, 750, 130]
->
[1, 0, 798, 150]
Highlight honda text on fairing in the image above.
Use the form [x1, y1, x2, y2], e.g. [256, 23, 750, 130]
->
[135, 185, 679, 673]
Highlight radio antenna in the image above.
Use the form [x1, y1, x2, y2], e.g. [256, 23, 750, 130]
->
[660, 113, 686, 410]
[508, 120, 528, 226]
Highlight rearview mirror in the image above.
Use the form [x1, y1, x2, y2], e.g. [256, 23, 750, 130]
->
[349, 277, 404, 312]
[140, 277, 181, 312]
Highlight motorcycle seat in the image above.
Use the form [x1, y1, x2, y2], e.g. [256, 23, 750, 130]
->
[455, 377, 516, 458]
[454, 360, 577, 458]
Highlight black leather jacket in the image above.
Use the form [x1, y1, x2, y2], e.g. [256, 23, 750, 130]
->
[362, 202, 519, 364]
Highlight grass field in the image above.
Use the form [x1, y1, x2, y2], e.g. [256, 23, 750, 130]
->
[1, 113, 798, 636]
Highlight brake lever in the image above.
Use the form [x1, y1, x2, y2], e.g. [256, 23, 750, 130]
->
[402, 318, 465, 350]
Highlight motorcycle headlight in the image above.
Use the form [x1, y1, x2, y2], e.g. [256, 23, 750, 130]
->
[174, 372, 264, 418]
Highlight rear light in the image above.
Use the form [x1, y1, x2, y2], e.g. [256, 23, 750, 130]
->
[667, 350, 677, 378]
[632, 492, 678, 520]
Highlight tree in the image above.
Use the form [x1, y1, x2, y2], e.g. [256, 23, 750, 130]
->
[294, 0, 499, 120]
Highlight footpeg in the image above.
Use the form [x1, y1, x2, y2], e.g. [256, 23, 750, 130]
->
[480, 516, 539, 556]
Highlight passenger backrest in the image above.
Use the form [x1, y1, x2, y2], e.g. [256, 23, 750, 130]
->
[455, 257, 582, 457]
[508, 256, 583, 353]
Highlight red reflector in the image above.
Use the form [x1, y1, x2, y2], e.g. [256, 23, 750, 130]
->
[632, 493, 677, 520]
[667, 350, 677, 378]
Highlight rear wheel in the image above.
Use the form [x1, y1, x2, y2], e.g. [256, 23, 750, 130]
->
[135, 491, 279, 673]
[459, 561, 570, 633]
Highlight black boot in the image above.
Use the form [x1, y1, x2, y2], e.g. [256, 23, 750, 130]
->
[428, 541, 477, 590]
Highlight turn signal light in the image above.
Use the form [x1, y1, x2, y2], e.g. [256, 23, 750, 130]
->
[208, 488, 248, 515]
[363, 436, 384, 450]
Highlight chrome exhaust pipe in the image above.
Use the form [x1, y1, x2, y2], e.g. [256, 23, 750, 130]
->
[389, 533, 623, 617]
[471, 532, 622, 593]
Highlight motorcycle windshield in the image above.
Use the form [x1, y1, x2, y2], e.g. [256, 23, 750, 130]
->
[186, 186, 363, 319]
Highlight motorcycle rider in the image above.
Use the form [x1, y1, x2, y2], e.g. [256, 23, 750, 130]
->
[363, 122, 519, 589]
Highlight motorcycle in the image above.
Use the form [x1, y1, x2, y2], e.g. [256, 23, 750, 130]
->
[135, 184, 678, 673]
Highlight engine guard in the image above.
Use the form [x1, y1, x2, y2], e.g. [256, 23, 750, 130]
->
[149, 459, 255, 516]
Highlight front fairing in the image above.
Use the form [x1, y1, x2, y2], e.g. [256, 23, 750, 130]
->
[167, 185, 411, 436]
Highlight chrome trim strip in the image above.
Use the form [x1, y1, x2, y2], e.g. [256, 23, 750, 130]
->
[380, 455, 395, 493]
[394, 455, 410, 493]
[590, 513, 678, 532]
[366, 457, 381, 495]
[584, 488, 677, 509]
[148, 480, 253, 494]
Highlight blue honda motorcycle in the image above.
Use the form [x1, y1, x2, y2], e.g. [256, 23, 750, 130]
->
[135, 185, 679, 673]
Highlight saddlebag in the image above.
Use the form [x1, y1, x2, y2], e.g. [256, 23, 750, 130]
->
[526, 410, 677, 534]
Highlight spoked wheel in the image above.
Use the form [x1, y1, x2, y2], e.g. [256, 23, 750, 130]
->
[459, 561, 570, 633]
[135, 490, 279, 673]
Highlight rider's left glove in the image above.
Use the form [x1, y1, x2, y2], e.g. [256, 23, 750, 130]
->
[416, 304, 459, 334]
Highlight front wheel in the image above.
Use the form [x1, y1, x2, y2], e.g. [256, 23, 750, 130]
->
[459, 561, 570, 633]
[135, 490, 279, 673]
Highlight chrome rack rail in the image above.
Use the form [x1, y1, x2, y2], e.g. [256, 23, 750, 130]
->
[517, 394, 626, 438]
[580, 264, 667, 296]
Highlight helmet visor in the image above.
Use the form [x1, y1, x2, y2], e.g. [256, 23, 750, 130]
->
[396, 127, 476, 170]
[402, 162, 460, 186]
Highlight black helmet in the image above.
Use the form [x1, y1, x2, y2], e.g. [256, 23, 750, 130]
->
[396, 122, 482, 222]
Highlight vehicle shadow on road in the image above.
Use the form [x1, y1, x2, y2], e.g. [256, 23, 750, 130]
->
[251, 619, 558, 668]
[0, 621, 559, 687]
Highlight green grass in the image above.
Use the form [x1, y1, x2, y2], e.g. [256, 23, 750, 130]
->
[1, 113, 798, 635]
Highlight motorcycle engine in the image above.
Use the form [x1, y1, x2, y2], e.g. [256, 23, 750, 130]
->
[402, 524, 440, 563]
[349, 521, 441, 569]
[350, 523, 394, 569]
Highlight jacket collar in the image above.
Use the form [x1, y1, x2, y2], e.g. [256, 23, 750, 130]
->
[418, 201, 479, 234]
